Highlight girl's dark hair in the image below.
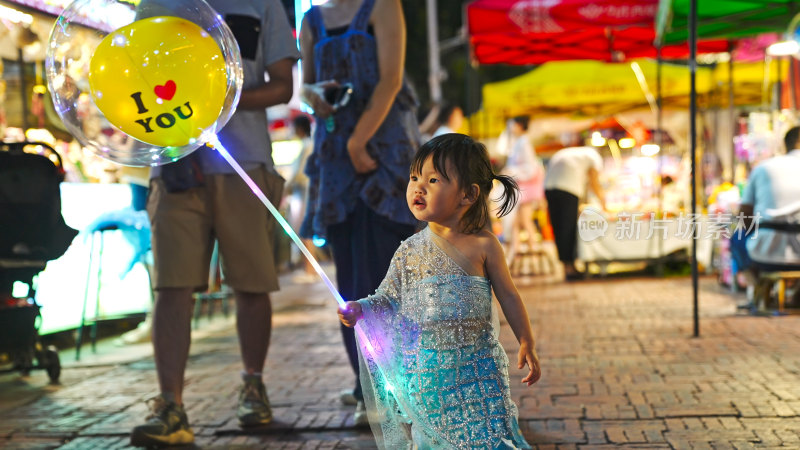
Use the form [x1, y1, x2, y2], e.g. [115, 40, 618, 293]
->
[411, 133, 518, 234]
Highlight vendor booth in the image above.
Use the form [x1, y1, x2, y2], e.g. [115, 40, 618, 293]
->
[657, 0, 800, 294]
[1, 1, 154, 335]
[466, 37, 790, 270]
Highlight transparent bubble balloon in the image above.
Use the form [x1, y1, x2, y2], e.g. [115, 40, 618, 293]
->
[45, 0, 243, 166]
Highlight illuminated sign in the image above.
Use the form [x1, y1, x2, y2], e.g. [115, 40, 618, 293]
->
[4, 0, 139, 30]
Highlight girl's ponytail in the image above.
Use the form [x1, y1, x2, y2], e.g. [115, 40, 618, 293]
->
[492, 174, 519, 218]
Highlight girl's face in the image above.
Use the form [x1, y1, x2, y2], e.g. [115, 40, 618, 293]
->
[407, 156, 467, 227]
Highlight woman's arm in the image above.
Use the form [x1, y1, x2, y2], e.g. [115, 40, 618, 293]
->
[298, 14, 336, 118]
[347, 0, 406, 172]
[483, 233, 541, 385]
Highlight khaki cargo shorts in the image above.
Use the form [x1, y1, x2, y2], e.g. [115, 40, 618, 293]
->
[147, 166, 284, 293]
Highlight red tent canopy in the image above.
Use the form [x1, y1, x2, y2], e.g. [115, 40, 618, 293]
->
[467, 0, 729, 65]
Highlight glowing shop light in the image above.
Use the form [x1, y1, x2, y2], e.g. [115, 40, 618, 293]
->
[591, 131, 606, 147]
[0, 4, 33, 24]
[767, 40, 800, 57]
[641, 144, 660, 156]
[271, 139, 302, 166]
[618, 137, 635, 149]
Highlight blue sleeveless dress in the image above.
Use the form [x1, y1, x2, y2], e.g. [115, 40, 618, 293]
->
[299, 0, 420, 239]
[355, 228, 531, 449]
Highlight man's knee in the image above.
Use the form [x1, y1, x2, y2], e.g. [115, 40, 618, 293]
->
[155, 287, 195, 304]
[234, 291, 271, 305]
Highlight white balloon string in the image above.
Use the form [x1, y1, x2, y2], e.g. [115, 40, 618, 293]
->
[206, 137, 386, 380]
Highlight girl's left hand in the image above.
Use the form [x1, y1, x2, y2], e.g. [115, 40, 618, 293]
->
[518, 343, 541, 386]
[347, 137, 378, 174]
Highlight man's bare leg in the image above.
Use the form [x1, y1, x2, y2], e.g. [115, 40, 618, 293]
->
[235, 291, 273, 427]
[152, 287, 194, 405]
[131, 287, 195, 447]
[235, 291, 272, 373]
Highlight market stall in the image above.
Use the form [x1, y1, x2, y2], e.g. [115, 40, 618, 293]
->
[467, 0, 728, 65]
[657, 0, 800, 295]
[1, 1, 157, 335]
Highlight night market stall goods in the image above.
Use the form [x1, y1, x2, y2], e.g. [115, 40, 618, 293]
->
[658, 0, 800, 316]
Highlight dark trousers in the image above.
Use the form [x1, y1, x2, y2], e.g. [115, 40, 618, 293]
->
[545, 189, 580, 263]
[326, 200, 415, 400]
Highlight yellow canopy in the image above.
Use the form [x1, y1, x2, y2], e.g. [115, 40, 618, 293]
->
[482, 59, 712, 117]
[710, 59, 786, 108]
[469, 58, 787, 139]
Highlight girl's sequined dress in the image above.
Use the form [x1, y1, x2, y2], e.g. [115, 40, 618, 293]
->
[355, 227, 531, 449]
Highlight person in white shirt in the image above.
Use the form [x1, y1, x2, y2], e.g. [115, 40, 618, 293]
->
[544, 141, 606, 280]
[501, 116, 544, 267]
[732, 126, 800, 274]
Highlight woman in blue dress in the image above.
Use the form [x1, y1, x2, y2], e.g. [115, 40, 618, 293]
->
[299, 0, 421, 424]
[340, 134, 541, 448]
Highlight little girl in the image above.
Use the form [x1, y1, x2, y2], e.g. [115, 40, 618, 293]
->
[339, 133, 540, 449]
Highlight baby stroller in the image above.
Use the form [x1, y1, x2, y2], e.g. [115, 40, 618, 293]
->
[0, 141, 77, 383]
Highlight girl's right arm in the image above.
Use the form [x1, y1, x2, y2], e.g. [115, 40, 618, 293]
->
[339, 301, 362, 327]
[336, 242, 407, 328]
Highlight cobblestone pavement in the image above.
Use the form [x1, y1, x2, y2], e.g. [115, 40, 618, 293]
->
[3, 269, 800, 449]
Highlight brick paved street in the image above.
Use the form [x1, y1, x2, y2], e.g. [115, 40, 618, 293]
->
[3, 268, 800, 449]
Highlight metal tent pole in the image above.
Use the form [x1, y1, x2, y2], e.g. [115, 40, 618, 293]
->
[18, 48, 29, 130]
[656, 45, 665, 277]
[728, 41, 735, 183]
[690, 0, 700, 338]
[426, 0, 442, 104]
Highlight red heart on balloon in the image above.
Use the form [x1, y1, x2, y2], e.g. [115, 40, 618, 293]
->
[154, 80, 177, 101]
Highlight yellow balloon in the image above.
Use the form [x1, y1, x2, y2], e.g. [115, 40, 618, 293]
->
[89, 16, 227, 147]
